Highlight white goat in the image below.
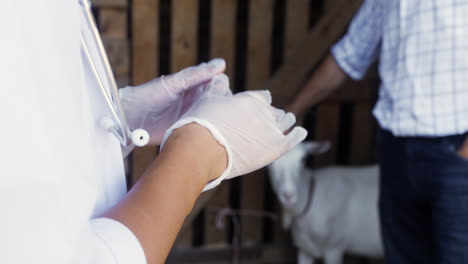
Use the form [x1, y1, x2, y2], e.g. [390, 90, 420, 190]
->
[268, 142, 383, 264]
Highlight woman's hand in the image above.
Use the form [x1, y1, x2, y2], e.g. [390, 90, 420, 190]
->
[102, 123, 228, 264]
[119, 58, 226, 146]
[104, 75, 306, 263]
[162, 75, 308, 190]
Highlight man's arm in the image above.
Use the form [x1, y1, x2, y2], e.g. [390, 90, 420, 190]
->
[285, 54, 348, 117]
[458, 137, 468, 159]
[102, 123, 227, 264]
[286, 0, 384, 117]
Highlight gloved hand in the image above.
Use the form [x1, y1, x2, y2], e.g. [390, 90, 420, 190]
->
[119, 58, 226, 146]
[161, 76, 308, 191]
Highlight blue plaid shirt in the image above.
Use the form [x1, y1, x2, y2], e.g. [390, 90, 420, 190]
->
[332, 0, 468, 136]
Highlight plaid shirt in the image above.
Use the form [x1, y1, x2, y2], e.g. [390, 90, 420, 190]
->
[332, 0, 468, 136]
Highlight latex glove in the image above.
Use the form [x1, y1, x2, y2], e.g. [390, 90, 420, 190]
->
[119, 58, 226, 146]
[161, 76, 308, 191]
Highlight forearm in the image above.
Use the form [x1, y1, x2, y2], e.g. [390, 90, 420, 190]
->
[458, 136, 468, 158]
[102, 123, 226, 264]
[286, 54, 348, 116]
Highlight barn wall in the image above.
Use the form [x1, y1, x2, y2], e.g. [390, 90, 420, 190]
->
[91, 0, 381, 263]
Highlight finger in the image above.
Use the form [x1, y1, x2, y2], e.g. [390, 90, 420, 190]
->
[283, 126, 308, 149]
[241, 90, 272, 105]
[164, 58, 226, 93]
[178, 74, 232, 113]
[277, 112, 296, 132]
[203, 74, 233, 96]
[273, 108, 286, 121]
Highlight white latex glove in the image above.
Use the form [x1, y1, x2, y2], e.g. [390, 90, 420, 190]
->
[119, 58, 226, 146]
[161, 76, 308, 191]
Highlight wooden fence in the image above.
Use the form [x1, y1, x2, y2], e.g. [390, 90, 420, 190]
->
[92, 0, 382, 263]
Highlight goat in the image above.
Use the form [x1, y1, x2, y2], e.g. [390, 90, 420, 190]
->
[267, 142, 383, 264]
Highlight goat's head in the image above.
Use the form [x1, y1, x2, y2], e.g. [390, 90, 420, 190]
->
[268, 141, 331, 208]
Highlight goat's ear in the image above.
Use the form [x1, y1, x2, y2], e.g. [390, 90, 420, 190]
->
[302, 141, 331, 155]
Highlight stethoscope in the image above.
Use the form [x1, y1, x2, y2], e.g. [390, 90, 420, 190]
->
[79, 0, 150, 147]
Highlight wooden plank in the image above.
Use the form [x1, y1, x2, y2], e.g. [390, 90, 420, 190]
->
[210, 0, 237, 87]
[266, 0, 363, 108]
[204, 183, 230, 247]
[314, 104, 340, 167]
[98, 7, 129, 87]
[102, 38, 129, 87]
[324, 0, 341, 12]
[175, 188, 219, 248]
[167, 245, 296, 263]
[91, 0, 127, 8]
[260, 246, 296, 264]
[168, 246, 379, 263]
[132, 0, 159, 84]
[131, 0, 159, 185]
[368, 260, 385, 264]
[174, 225, 193, 248]
[349, 103, 373, 165]
[98, 7, 128, 85]
[241, 0, 274, 247]
[171, 0, 199, 72]
[170, 0, 199, 247]
[344, 255, 385, 264]
[130, 148, 157, 185]
[99, 8, 127, 39]
[246, 0, 273, 91]
[240, 170, 267, 246]
[284, 0, 309, 60]
[179, 189, 219, 234]
[272, 201, 291, 244]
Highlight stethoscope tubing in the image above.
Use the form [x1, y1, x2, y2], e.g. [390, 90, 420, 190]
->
[80, 0, 149, 147]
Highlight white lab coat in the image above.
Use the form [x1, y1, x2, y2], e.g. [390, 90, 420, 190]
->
[0, 0, 146, 263]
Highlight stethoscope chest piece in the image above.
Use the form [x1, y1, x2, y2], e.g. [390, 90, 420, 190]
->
[99, 117, 150, 147]
[131, 129, 150, 147]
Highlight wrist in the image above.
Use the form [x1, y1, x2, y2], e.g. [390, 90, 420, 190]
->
[161, 123, 228, 184]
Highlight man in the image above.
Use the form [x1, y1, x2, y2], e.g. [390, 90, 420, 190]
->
[287, 0, 468, 263]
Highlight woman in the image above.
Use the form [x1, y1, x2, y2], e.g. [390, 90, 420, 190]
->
[0, 1, 306, 263]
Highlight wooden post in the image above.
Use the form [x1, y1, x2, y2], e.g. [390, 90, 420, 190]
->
[204, 184, 230, 247]
[349, 103, 374, 165]
[170, 0, 200, 247]
[171, 0, 199, 72]
[324, 0, 342, 12]
[203, 0, 238, 250]
[272, 201, 291, 245]
[284, 0, 309, 60]
[314, 104, 340, 167]
[176, 189, 218, 248]
[266, 0, 363, 108]
[210, 0, 237, 87]
[241, 0, 274, 251]
[246, 0, 273, 91]
[131, 0, 159, 185]
[99, 6, 130, 87]
[92, 0, 127, 8]
[132, 0, 159, 84]
[99, 8, 127, 38]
